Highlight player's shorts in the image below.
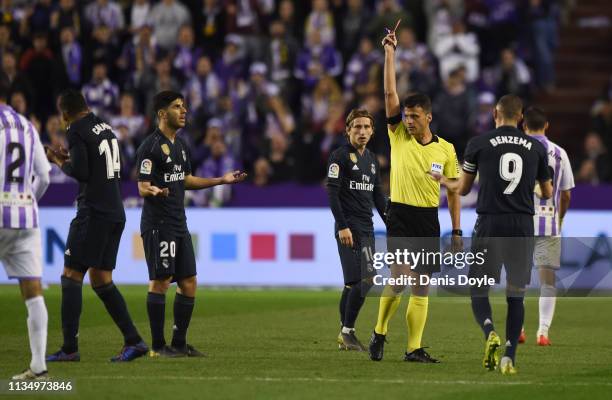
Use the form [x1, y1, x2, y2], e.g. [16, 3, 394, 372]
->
[336, 232, 376, 285]
[142, 229, 196, 281]
[65, 215, 124, 272]
[534, 236, 561, 269]
[470, 214, 535, 288]
[386, 202, 441, 273]
[0, 228, 42, 279]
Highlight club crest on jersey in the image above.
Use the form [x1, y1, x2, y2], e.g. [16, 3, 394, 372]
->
[349, 153, 358, 163]
[328, 163, 339, 178]
[140, 159, 152, 174]
[161, 144, 170, 156]
[430, 162, 443, 174]
[182, 150, 186, 161]
[371, 163, 375, 174]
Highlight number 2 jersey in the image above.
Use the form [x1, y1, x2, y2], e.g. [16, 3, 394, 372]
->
[462, 126, 550, 215]
[136, 129, 192, 235]
[62, 112, 125, 222]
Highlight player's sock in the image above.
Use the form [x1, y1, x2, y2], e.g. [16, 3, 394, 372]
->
[60, 275, 82, 353]
[339, 285, 350, 326]
[171, 293, 195, 348]
[25, 296, 48, 374]
[504, 296, 525, 363]
[406, 295, 428, 352]
[147, 292, 166, 350]
[471, 293, 495, 339]
[343, 281, 372, 329]
[538, 284, 556, 336]
[374, 289, 401, 335]
[94, 282, 142, 345]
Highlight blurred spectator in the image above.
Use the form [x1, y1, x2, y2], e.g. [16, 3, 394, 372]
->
[22, 0, 54, 36]
[217, 96, 243, 160]
[86, 24, 120, 79]
[432, 67, 477, 157]
[195, 0, 226, 59]
[118, 24, 157, 76]
[343, 36, 382, 104]
[575, 132, 612, 184]
[19, 31, 58, 120]
[338, 0, 368, 60]
[129, 0, 151, 33]
[10, 90, 29, 116]
[264, 19, 298, 107]
[395, 50, 436, 101]
[115, 124, 137, 180]
[3, 51, 33, 104]
[192, 139, 235, 206]
[0, 23, 19, 58]
[425, 0, 464, 49]
[58, 26, 82, 87]
[305, 0, 335, 46]
[434, 20, 480, 83]
[366, 0, 414, 46]
[489, 48, 531, 99]
[265, 92, 295, 138]
[294, 30, 342, 93]
[483, 0, 520, 62]
[148, 0, 191, 51]
[50, 0, 81, 36]
[267, 133, 293, 182]
[191, 117, 223, 168]
[110, 92, 146, 142]
[396, 27, 433, 78]
[45, 115, 73, 183]
[521, 0, 559, 91]
[135, 55, 181, 117]
[82, 61, 119, 118]
[469, 91, 496, 136]
[183, 55, 221, 123]
[214, 34, 247, 94]
[278, 0, 302, 43]
[84, 0, 125, 33]
[591, 80, 612, 152]
[173, 25, 201, 81]
[252, 157, 271, 186]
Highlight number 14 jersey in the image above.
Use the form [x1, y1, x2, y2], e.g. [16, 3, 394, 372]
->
[462, 126, 550, 215]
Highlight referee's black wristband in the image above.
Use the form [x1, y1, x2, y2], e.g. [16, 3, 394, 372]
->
[451, 229, 463, 236]
[387, 113, 402, 125]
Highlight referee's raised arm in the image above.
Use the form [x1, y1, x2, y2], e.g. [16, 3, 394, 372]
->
[382, 32, 400, 131]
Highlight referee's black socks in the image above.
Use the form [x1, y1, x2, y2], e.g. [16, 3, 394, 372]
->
[60, 275, 82, 354]
[147, 292, 167, 350]
[94, 282, 142, 346]
[171, 293, 195, 348]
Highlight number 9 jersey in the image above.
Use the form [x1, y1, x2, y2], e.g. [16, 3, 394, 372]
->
[462, 126, 550, 215]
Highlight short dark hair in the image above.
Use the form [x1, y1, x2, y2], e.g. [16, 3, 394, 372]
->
[496, 94, 523, 120]
[402, 92, 432, 113]
[345, 108, 374, 128]
[153, 90, 184, 114]
[0, 71, 10, 100]
[523, 106, 548, 131]
[58, 89, 88, 117]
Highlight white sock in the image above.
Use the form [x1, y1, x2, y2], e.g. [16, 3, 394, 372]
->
[538, 284, 556, 337]
[341, 326, 354, 334]
[25, 296, 48, 373]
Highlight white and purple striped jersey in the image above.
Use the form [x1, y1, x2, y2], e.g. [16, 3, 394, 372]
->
[0, 104, 51, 229]
[532, 135, 574, 237]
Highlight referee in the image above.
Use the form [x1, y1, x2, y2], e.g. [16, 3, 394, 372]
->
[368, 31, 462, 363]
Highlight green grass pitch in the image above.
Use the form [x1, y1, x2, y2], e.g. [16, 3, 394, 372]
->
[1, 285, 611, 399]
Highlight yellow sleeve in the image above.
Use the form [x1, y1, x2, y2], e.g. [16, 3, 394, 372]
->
[443, 143, 460, 179]
[388, 123, 406, 143]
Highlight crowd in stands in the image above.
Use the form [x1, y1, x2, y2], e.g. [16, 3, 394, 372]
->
[1, 0, 603, 205]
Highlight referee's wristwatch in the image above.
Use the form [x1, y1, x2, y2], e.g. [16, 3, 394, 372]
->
[451, 229, 463, 236]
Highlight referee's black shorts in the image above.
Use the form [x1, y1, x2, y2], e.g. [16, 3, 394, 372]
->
[386, 202, 441, 273]
[469, 214, 535, 289]
[336, 232, 375, 285]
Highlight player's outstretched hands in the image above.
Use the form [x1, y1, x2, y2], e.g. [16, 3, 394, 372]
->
[45, 145, 69, 166]
[222, 170, 247, 184]
[147, 185, 169, 197]
[338, 228, 354, 248]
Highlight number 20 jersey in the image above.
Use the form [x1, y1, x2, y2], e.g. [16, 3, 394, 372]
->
[68, 113, 125, 222]
[462, 126, 550, 215]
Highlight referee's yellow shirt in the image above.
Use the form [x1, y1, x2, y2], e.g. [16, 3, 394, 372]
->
[389, 123, 460, 207]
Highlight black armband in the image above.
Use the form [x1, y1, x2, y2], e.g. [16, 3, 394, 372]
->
[387, 113, 402, 125]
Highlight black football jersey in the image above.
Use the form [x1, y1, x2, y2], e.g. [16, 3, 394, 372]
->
[326, 144, 386, 234]
[64, 113, 125, 222]
[136, 129, 192, 234]
[463, 126, 550, 215]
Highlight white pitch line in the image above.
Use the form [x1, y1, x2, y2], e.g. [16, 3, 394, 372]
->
[75, 376, 612, 386]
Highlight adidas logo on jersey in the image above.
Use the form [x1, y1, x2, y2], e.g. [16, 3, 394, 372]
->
[65, 249, 71, 256]
[166, 157, 172, 163]
[352, 165, 359, 170]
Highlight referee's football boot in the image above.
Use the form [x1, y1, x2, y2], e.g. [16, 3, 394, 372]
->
[368, 331, 387, 361]
[110, 340, 149, 362]
[12, 368, 48, 380]
[46, 349, 80, 362]
[171, 343, 206, 357]
[404, 347, 440, 363]
[341, 331, 367, 351]
[483, 331, 501, 371]
[149, 345, 185, 358]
